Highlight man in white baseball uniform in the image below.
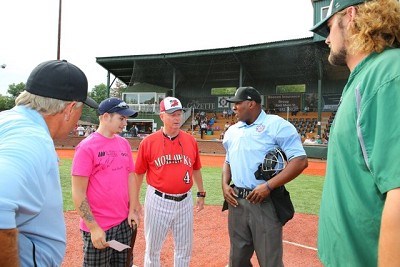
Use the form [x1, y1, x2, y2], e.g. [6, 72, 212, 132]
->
[132, 97, 205, 267]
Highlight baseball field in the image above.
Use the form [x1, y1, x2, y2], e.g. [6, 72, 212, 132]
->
[58, 149, 324, 267]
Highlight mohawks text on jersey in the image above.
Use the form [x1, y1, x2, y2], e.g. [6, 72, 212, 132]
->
[154, 153, 192, 168]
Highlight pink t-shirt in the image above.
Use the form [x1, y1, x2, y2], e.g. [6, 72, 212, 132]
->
[71, 132, 134, 231]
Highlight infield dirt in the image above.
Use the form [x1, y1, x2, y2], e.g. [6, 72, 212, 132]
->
[58, 149, 324, 267]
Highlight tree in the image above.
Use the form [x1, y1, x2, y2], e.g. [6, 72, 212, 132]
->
[90, 83, 108, 103]
[0, 82, 26, 111]
[0, 95, 14, 111]
[7, 82, 25, 98]
[79, 83, 108, 124]
[111, 79, 127, 98]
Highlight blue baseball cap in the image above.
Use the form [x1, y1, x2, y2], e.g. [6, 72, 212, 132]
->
[98, 97, 138, 117]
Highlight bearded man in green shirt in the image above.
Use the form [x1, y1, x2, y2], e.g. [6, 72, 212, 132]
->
[311, 0, 400, 266]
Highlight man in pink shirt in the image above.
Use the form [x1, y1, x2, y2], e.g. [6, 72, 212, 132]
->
[71, 97, 139, 266]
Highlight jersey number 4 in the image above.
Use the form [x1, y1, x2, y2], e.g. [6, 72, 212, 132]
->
[183, 171, 190, 184]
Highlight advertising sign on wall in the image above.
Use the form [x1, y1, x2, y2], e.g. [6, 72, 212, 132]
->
[266, 94, 301, 112]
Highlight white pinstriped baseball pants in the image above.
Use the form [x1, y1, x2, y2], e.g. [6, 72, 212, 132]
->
[144, 185, 193, 267]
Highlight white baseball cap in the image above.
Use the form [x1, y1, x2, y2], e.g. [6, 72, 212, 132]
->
[160, 97, 183, 114]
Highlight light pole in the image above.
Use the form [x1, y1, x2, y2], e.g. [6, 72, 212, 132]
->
[1, 64, 7, 96]
[57, 0, 62, 60]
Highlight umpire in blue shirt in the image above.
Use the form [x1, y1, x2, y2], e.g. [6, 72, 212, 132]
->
[222, 86, 308, 267]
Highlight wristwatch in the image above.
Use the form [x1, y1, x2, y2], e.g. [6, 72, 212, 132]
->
[197, 191, 206, 198]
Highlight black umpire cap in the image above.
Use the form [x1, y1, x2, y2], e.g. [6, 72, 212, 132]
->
[226, 86, 262, 104]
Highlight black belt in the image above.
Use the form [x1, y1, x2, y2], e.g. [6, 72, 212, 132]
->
[235, 186, 253, 199]
[154, 190, 188, 202]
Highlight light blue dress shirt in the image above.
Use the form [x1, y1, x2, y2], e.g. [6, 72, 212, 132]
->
[0, 105, 66, 266]
[223, 111, 305, 189]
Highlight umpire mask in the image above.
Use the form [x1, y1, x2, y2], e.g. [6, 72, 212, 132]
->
[255, 147, 287, 181]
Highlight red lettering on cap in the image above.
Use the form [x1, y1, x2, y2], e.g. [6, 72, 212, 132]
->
[170, 100, 179, 107]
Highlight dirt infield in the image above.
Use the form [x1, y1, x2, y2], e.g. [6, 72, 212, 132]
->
[57, 149, 326, 176]
[58, 149, 324, 267]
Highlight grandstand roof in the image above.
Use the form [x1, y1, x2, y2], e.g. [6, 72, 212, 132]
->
[96, 37, 349, 90]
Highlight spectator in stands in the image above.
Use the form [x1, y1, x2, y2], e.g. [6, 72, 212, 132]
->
[84, 126, 92, 137]
[224, 121, 230, 132]
[223, 109, 228, 118]
[315, 135, 323, 144]
[291, 108, 299, 116]
[208, 116, 215, 127]
[220, 130, 225, 140]
[195, 114, 201, 128]
[325, 131, 329, 140]
[191, 118, 197, 131]
[130, 124, 138, 137]
[206, 123, 213, 135]
[200, 121, 207, 139]
[76, 124, 85, 136]
[303, 136, 316, 145]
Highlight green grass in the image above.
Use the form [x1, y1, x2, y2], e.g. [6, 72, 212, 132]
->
[286, 174, 324, 215]
[59, 159, 75, 211]
[60, 159, 324, 215]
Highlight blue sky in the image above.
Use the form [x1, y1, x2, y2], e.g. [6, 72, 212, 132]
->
[0, 0, 314, 95]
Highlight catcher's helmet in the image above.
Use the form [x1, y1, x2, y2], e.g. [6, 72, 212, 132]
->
[255, 147, 287, 180]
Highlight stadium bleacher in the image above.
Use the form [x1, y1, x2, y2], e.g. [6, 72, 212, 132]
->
[181, 111, 336, 143]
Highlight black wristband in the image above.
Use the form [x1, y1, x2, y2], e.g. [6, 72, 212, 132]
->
[197, 191, 206, 198]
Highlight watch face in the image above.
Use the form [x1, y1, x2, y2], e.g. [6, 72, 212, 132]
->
[197, 192, 206, 197]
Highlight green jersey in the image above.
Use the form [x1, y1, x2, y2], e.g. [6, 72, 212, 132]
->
[318, 48, 400, 266]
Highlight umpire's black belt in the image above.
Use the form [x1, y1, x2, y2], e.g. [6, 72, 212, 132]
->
[234, 186, 253, 199]
[155, 190, 187, 202]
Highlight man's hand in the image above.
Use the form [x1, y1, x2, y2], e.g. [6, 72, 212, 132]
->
[222, 184, 238, 207]
[196, 197, 205, 212]
[246, 183, 270, 204]
[0, 229, 19, 267]
[128, 205, 142, 228]
[90, 226, 109, 250]
[379, 188, 400, 266]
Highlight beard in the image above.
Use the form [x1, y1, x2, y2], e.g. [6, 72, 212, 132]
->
[328, 17, 348, 66]
[328, 46, 348, 66]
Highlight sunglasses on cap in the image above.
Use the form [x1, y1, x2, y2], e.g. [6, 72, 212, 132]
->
[104, 101, 129, 113]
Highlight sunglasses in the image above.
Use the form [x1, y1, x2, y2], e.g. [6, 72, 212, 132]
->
[104, 101, 129, 113]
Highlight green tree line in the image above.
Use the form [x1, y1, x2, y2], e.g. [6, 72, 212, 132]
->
[0, 81, 126, 124]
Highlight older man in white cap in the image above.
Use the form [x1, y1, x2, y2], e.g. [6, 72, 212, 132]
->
[132, 96, 205, 267]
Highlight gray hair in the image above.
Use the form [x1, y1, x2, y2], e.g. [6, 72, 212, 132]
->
[15, 91, 83, 115]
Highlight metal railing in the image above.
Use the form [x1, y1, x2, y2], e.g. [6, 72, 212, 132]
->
[127, 104, 191, 128]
